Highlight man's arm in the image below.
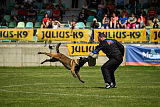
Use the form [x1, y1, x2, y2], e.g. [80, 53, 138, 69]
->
[115, 40, 124, 56]
[88, 44, 103, 58]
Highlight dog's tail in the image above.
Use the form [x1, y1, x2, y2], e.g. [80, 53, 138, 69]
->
[56, 43, 61, 53]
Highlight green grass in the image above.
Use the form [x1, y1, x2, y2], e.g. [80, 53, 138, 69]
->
[0, 66, 160, 107]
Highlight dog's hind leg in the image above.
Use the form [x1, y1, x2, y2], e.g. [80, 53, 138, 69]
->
[38, 52, 59, 58]
[41, 59, 51, 64]
[75, 70, 85, 83]
[41, 58, 59, 64]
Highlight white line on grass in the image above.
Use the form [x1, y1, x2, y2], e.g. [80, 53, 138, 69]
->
[2, 82, 160, 88]
[0, 89, 159, 99]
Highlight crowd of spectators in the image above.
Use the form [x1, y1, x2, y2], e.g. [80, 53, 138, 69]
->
[0, 0, 65, 28]
[73, 0, 160, 29]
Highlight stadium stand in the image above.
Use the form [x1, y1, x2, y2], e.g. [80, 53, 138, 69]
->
[0, 0, 159, 44]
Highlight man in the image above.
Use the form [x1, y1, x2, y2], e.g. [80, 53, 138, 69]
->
[90, 18, 99, 42]
[27, 6, 37, 22]
[119, 13, 128, 28]
[89, 33, 124, 89]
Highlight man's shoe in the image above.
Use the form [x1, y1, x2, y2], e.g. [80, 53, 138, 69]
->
[105, 84, 111, 89]
[110, 82, 117, 88]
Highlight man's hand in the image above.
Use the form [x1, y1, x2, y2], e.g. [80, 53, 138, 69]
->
[88, 52, 98, 59]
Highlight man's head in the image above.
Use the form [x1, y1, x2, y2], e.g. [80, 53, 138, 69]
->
[98, 33, 106, 42]
[93, 18, 97, 22]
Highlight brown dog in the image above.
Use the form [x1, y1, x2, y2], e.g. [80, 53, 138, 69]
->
[38, 43, 87, 83]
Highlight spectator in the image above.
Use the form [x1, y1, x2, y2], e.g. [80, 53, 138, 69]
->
[113, 7, 120, 17]
[24, 0, 32, 9]
[82, 1, 88, 9]
[122, 8, 128, 17]
[58, 0, 65, 20]
[78, 8, 88, 24]
[119, 13, 128, 28]
[105, 7, 110, 18]
[52, 5, 61, 21]
[106, 1, 114, 12]
[101, 14, 110, 29]
[32, 1, 38, 9]
[98, 0, 105, 9]
[127, 13, 137, 29]
[70, 15, 77, 29]
[27, 6, 37, 23]
[46, 5, 52, 17]
[90, 18, 99, 42]
[97, 5, 105, 22]
[48, 1, 54, 9]
[47, 17, 53, 28]
[41, 13, 49, 28]
[17, 6, 28, 20]
[11, 7, 18, 22]
[138, 14, 146, 28]
[153, 15, 159, 28]
[89, 0, 99, 9]
[148, 6, 156, 20]
[138, 8, 147, 18]
[53, 19, 61, 29]
[110, 13, 119, 28]
[91, 18, 99, 28]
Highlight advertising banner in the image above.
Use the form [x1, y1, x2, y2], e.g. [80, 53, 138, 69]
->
[94, 29, 146, 42]
[67, 43, 105, 56]
[0, 29, 33, 41]
[150, 29, 160, 42]
[126, 45, 160, 66]
[37, 29, 89, 42]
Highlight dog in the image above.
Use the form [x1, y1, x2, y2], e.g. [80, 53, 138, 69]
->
[38, 43, 88, 83]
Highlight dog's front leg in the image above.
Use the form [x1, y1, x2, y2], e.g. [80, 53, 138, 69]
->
[71, 63, 77, 78]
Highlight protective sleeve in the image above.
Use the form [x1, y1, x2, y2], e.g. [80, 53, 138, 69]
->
[92, 44, 103, 54]
[115, 40, 124, 56]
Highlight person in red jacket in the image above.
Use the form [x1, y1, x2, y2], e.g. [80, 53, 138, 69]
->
[41, 13, 49, 28]
[138, 14, 146, 28]
[148, 6, 156, 20]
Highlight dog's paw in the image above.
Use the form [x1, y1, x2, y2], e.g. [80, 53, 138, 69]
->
[73, 74, 77, 78]
[81, 80, 85, 83]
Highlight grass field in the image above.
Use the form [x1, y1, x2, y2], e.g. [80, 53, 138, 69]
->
[0, 66, 160, 107]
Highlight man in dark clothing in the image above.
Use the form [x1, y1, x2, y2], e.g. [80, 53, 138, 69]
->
[89, 33, 124, 89]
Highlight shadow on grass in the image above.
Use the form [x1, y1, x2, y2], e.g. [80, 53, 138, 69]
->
[53, 86, 105, 89]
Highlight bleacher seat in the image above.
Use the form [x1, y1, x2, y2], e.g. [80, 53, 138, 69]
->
[90, 9, 97, 13]
[117, 9, 122, 14]
[97, 22, 101, 29]
[26, 22, 33, 28]
[17, 22, 25, 28]
[85, 22, 92, 29]
[145, 26, 152, 29]
[39, 10, 45, 15]
[144, 9, 148, 14]
[87, 16, 95, 22]
[77, 22, 85, 29]
[0, 26, 7, 28]
[34, 22, 41, 28]
[3, 15, 11, 22]
[8, 22, 16, 28]
[37, 15, 44, 22]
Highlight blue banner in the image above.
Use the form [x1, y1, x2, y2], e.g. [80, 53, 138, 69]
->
[126, 45, 160, 66]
